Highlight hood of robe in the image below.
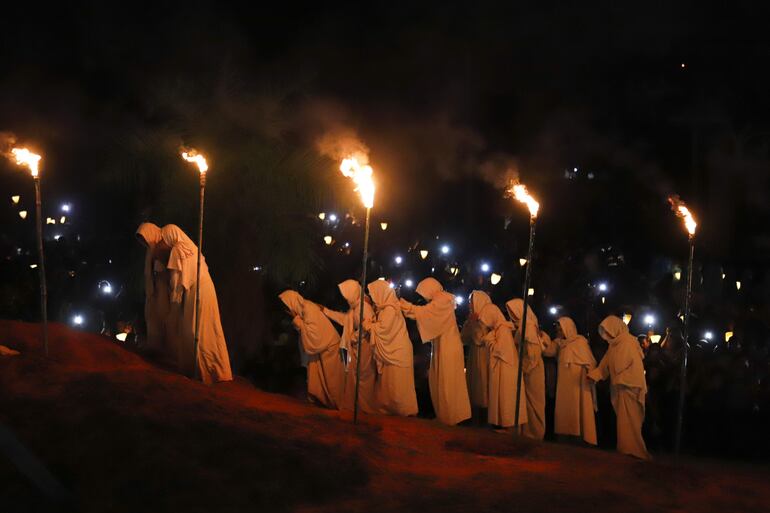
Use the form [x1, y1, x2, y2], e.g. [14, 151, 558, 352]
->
[557, 317, 579, 340]
[506, 298, 544, 350]
[368, 280, 398, 310]
[599, 316, 629, 345]
[506, 298, 539, 331]
[416, 277, 444, 302]
[136, 223, 162, 296]
[279, 290, 304, 317]
[161, 224, 205, 290]
[598, 315, 646, 392]
[136, 222, 162, 247]
[469, 290, 492, 316]
[556, 316, 596, 367]
[367, 280, 413, 369]
[478, 303, 516, 364]
[479, 303, 508, 330]
[338, 279, 361, 308]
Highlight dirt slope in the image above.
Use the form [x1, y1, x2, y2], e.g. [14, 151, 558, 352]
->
[1, 320, 767, 513]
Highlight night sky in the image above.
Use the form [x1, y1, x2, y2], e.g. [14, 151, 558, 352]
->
[2, 2, 770, 296]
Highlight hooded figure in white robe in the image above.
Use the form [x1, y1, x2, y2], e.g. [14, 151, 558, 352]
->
[588, 316, 651, 460]
[366, 280, 418, 416]
[322, 280, 377, 413]
[460, 291, 491, 409]
[280, 290, 344, 409]
[401, 278, 471, 425]
[161, 224, 232, 384]
[506, 298, 546, 440]
[543, 316, 598, 445]
[136, 223, 173, 358]
[479, 304, 528, 428]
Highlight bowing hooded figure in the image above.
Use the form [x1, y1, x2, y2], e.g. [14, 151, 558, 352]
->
[506, 298, 546, 440]
[280, 290, 344, 408]
[543, 316, 598, 445]
[479, 304, 528, 428]
[136, 222, 172, 358]
[461, 291, 492, 410]
[401, 278, 471, 425]
[322, 280, 377, 413]
[161, 224, 232, 384]
[588, 316, 651, 460]
[366, 280, 418, 416]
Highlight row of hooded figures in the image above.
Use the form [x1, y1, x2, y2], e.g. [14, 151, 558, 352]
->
[136, 222, 648, 460]
[280, 278, 651, 461]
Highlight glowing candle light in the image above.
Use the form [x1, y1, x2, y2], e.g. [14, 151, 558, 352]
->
[339, 152, 376, 424]
[181, 148, 210, 369]
[622, 314, 632, 325]
[11, 195, 20, 204]
[8, 146, 48, 355]
[19, 210, 28, 219]
[324, 235, 333, 245]
[490, 273, 502, 285]
[318, 212, 326, 220]
[380, 222, 388, 230]
[668, 195, 698, 456]
[506, 180, 540, 428]
[420, 250, 429, 260]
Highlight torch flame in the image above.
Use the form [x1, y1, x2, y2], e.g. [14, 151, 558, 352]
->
[181, 149, 208, 174]
[11, 148, 41, 177]
[340, 155, 375, 209]
[507, 181, 539, 218]
[668, 195, 697, 235]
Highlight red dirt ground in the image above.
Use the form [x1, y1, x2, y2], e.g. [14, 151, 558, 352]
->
[1, 320, 768, 513]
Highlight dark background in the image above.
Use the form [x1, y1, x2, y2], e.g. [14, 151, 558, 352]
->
[1, 1, 769, 458]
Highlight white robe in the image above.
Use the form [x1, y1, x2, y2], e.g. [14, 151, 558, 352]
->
[162, 224, 232, 384]
[323, 280, 377, 414]
[507, 299, 546, 440]
[544, 317, 598, 445]
[367, 280, 418, 416]
[460, 291, 492, 408]
[479, 305, 527, 427]
[136, 223, 173, 360]
[588, 316, 650, 460]
[402, 278, 471, 426]
[280, 290, 344, 409]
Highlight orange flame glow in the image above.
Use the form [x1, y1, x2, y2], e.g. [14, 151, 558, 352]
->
[11, 148, 41, 177]
[668, 195, 697, 235]
[181, 149, 208, 174]
[507, 181, 539, 218]
[340, 155, 375, 209]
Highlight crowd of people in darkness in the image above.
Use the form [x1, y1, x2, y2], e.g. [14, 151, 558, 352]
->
[278, 277, 651, 460]
[131, 222, 769, 460]
[2, 221, 766, 459]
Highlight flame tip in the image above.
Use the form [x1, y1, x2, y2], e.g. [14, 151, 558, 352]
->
[339, 154, 375, 208]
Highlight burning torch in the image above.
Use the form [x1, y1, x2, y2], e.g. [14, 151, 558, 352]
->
[669, 195, 697, 456]
[181, 149, 208, 376]
[10, 148, 48, 356]
[340, 155, 375, 424]
[508, 181, 540, 429]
